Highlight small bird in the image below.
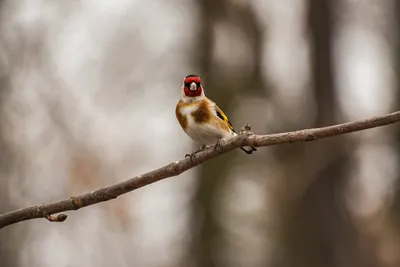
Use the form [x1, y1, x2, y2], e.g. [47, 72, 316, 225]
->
[175, 74, 257, 156]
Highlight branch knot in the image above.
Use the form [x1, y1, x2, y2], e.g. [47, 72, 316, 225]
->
[167, 161, 180, 173]
[240, 123, 253, 134]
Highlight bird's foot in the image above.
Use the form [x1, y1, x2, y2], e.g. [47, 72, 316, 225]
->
[198, 145, 208, 151]
[185, 145, 208, 162]
[185, 151, 197, 163]
[214, 139, 223, 153]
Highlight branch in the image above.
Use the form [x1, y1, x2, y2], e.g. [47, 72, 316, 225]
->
[1, 111, 399, 229]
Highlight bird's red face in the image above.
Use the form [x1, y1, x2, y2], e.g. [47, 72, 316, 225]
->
[183, 74, 203, 97]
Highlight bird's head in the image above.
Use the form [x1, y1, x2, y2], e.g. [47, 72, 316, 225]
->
[181, 74, 205, 100]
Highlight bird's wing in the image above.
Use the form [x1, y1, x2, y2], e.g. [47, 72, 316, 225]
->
[208, 98, 236, 133]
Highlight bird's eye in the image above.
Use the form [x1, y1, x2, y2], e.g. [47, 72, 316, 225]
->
[184, 82, 191, 88]
[195, 82, 201, 87]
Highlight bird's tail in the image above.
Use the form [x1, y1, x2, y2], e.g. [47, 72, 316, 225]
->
[240, 146, 257, 154]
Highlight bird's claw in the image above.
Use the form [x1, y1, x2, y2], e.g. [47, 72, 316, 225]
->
[185, 151, 197, 163]
[214, 140, 223, 153]
[185, 145, 208, 163]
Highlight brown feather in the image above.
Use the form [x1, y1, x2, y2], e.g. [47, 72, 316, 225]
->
[203, 99, 233, 135]
[175, 100, 188, 130]
[176, 98, 233, 139]
[191, 100, 210, 123]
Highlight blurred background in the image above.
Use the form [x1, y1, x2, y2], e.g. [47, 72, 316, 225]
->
[0, 0, 399, 266]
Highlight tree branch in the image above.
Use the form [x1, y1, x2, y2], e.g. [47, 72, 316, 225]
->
[1, 111, 399, 229]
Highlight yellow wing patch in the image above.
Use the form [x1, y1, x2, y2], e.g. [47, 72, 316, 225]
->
[214, 104, 235, 133]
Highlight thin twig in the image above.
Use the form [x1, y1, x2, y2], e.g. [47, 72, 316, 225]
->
[0, 111, 399, 229]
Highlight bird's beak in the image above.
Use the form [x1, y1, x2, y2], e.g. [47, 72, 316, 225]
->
[190, 82, 197, 91]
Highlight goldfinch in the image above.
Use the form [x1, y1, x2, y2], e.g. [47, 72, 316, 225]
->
[175, 74, 257, 155]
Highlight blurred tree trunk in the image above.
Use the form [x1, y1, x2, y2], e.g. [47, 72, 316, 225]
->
[391, 0, 400, 216]
[0, 2, 24, 266]
[388, 1, 400, 266]
[187, 1, 265, 266]
[0, 3, 19, 266]
[271, 0, 379, 266]
[0, 80, 18, 267]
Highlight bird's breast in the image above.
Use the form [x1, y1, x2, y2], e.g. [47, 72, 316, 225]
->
[176, 102, 199, 130]
[176, 100, 233, 145]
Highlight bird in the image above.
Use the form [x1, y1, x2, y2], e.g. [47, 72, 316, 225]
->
[175, 74, 257, 157]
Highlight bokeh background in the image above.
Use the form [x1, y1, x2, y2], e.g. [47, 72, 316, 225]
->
[0, 0, 399, 266]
